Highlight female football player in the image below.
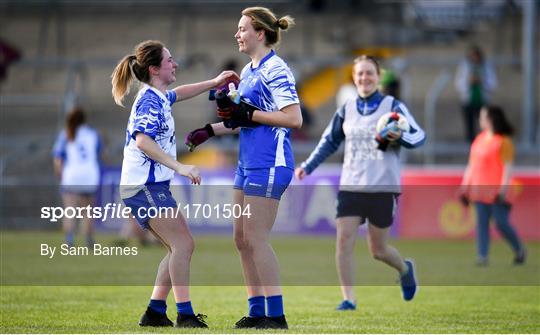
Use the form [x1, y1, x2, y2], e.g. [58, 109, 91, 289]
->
[185, 7, 301, 329]
[296, 56, 425, 311]
[111, 40, 238, 328]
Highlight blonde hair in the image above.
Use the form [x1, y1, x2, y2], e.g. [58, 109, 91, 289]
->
[241, 7, 295, 47]
[353, 55, 381, 75]
[111, 40, 164, 107]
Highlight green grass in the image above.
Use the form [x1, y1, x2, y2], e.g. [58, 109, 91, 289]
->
[1, 231, 539, 333]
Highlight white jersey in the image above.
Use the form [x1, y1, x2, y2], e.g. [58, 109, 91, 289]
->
[120, 84, 177, 198]
[52, 125, 101, 192]
[301, 90, 426, 193]
[340, 96, 399, 191]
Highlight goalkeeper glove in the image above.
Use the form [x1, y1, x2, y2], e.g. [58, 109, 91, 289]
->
[184, 124, 214, 152]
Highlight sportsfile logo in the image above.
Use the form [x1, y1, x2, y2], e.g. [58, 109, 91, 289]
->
[40, 203, 252, 222]
[41, 203, 131, 222]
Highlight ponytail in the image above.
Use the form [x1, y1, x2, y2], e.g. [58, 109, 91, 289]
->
[66, 107, 86, 141]
[111, 54, 136, 107]
[111, 40, 165, 108]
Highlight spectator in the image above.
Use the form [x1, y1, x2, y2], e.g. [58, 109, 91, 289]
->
[455, 45, 497, 142]
[460, 105, 526, 266]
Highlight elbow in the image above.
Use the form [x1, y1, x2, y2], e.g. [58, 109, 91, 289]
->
[135, 139, 144, 151]
[135, 134, 147, 151]
[290, 115, 303, 129]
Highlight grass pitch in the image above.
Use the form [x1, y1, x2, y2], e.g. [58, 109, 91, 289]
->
[1, 231, 539, 333]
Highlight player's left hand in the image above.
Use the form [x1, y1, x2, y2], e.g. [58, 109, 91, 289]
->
[219, 101, 256, 126]
[213, 71, 240, 88]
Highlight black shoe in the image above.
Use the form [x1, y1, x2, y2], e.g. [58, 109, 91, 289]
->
[256, 315, 288, 329]
[234, 316, 265, 329]
[139, 307, 173, 327]
[175, 313, 208, 328]
[514, 249, 527, 265]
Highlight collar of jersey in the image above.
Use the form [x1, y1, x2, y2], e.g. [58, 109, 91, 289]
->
[143, 84, 168, 104]
[250, 49, 275, 71]
[356, 90, 384, 116]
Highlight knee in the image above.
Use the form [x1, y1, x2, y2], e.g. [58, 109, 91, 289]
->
[494, 220, 512, 232]
[336, 234, 355, 254]
[171, 235, 195, 257]
[369, 246, 387, 261]
[242, 231, 266, 251]
[234, 234, 249, 252]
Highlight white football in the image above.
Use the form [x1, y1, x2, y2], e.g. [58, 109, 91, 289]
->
[376, 112, 410, 134]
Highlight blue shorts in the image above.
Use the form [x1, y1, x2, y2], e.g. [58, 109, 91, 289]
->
[122, 181, 177, 230]
[233, 166, 293, 200]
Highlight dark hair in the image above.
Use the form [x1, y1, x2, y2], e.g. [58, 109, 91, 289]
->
[353, 55, 381, 75]
[66, 107, 86, 141]
[111, 40, 164, 106]
[242, 7, 295, 47]
[467, 45, 484, 63]
[484, 105, 514, 136]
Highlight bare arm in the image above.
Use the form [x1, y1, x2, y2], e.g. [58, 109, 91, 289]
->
[135, 133, 200, 184]
[459, 164, 472, 194]
[499, 162, 513, 196]
[173, 71, 239, 102]
[211, 122, 240, 136]
[53, 158, 63, 179]
[251, 103, 302, 129]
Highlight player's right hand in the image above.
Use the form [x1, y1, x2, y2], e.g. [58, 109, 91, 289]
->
[295, 167, 307, 181]
[217, 106, 234, 119]
[184, 124, 215, 152]
[213, 71, 240, 89]
[458, 193, 470, 207]
[176, 164, 201, 185]
[457, 186, 470, 207]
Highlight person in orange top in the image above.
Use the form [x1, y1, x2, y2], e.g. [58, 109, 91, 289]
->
[460, 105, 526, 266]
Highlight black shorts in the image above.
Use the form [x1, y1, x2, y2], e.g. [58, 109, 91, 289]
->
[336, 191, 399, 228]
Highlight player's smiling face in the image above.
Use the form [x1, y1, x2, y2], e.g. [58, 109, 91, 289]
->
[156, 47, 177, 85]
[235, 15, 261, 55]
[353, 60, 380, 98]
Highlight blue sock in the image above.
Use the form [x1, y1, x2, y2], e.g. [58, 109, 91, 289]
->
[148, 299, 166, 314]
[266, 295, 284, 317]
[176, 301, 194, 315]
[65, 232, 74, 246]
[248, 296, 265, 317]
[86, 236, 95, 248]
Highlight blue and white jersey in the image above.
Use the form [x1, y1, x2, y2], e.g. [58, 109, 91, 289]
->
[120, 84, 177, 198]
[52, 125, 101, 191]
[237, 50, 299, 169]
[301, 91, 426, 192]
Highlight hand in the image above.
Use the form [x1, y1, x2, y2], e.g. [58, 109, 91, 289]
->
[218, 100, 258, 129]
[494, 192, 509, 205]
[217, 105, 234, 119]
[459, 193, 470, 207]
[295, 167, 307, 181]
[385, 129, 402, 142]
[457, 185, 469, 207]
[213, 71, 240, 89]
[217, 101, 255, 120]
[184, 124, 215, 152]
[176, 164, 201, 185]
[469, 76, 480, 85]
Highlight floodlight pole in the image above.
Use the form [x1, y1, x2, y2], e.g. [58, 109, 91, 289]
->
[522, 0, 538, 149]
